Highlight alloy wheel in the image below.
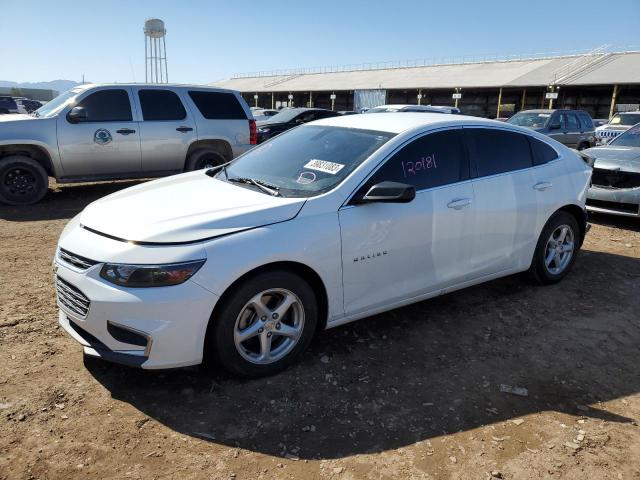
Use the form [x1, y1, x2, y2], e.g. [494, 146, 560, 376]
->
[233, 288, 305, 364]
[544, 224, 574, 275]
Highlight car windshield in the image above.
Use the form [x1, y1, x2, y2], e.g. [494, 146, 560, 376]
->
[265, 109, 304, 123]
[610, 123, 640, 147]
[34, 88, 83, 118]
[609, 113, 640, 126]
[366, 107, 400, 113]
[221, 125, 395, 197]
[507, 112, 552, 128]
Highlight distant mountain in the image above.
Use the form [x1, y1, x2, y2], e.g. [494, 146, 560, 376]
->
[0, 80, 81, 94]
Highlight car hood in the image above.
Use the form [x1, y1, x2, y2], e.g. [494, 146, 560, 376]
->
[79, 171, 306, 244]
[0, 113, 32, 122]
[584, 146, 640, 172]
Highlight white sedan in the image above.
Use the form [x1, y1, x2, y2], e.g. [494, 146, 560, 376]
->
[54, 113, 591, 377]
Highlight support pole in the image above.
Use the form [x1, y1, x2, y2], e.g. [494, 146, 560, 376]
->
[163, 36, 168, 83]
[418, 89, 422, 105]
[331, 93, 335, 111]
[609, 84, 619, 119]
[309, 91, 313, 108]
[520, 89, 526, 112]
[548, 86, 555, 109]
[255, 94, 258, 108]
[271, 92, 274, 109]
[144, 37, 148, 82]
[496, 87, 503, 118]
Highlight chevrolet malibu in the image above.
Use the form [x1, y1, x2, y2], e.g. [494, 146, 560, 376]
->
[55, 113, 591, 377]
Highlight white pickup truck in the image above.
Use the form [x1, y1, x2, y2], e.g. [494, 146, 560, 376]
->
[0, 83, 256, 205]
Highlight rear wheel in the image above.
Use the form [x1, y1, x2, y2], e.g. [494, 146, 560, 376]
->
[185, 149, 226, 171]
[0, 156, 49, 205]
[528, 211, 580, 285]
[207, 270, 318, 377]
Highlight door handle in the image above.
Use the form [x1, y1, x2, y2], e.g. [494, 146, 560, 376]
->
[447, 198, 472, 210]
[116, 128, 136, 135]
[176, 126, 193, 133]
[533, 181, 553, 191]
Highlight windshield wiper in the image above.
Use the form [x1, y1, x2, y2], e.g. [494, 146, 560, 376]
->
[227, 177, 281, 196]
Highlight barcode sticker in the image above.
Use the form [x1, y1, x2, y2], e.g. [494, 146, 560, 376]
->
[304, 159, 345, 175]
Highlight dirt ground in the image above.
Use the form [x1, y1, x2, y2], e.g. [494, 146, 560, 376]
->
[1, 180, 640, 480]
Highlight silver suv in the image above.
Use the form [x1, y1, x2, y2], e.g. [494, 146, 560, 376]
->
[0, 84, 256, 205]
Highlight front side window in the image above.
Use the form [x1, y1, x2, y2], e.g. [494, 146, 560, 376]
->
[466, 128, 532, 177]
[366, 129, 469, 190]
[74, 89, 132, 122]
[139, 89, 186, 121]
[35, 87, 83, 118]
[565, 113, 580, 130]
[222, 125, 394, 197]
[188, 91, 247, 120]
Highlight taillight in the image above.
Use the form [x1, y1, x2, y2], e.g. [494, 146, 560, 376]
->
[249, 119, 257, 145]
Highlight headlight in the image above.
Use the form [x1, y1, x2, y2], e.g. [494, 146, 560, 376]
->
[100, 260, 205, 288]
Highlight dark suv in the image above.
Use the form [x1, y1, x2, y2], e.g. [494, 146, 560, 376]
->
[507, 109, 596, 150]
[0, 96, 19, 114]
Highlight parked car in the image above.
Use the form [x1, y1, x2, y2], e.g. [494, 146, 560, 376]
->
[0, 96, 19, 114]
[252, 108, 279, 122]
[54, 113, 591, 377]
[16, 98, 43, 113]
[256, 107, 339, 142]
[0, 83, 256, 205]
[585, 122, 640, 217]
[366, 104, 461, 114]
[595, 111, 640, 144]
[507, 109, 596, 150]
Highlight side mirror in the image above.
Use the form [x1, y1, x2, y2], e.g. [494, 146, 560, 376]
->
[548, 121, 561, 130]
[360, 181, 415, 204]
[67, 106, 87, 123]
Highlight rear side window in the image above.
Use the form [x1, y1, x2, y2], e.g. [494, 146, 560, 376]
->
[466, 128, 532, 177]
[76, 89, 132, 122]
[529, 137, 559, 165]
[578, 113, 593, 130]
[138, 89, 186, 121]
[188, 91, 247, 120]
[368, 129, 469, 190]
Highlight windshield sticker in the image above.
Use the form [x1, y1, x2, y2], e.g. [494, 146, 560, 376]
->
[538, 113, 551, 117]
[296, 171, 317, 184]
[304, 159, 345, 175]
[402, 154, 437, 178]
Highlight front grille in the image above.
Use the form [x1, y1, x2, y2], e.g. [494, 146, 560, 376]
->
[587, 198, 640, 214]
[58, 248, 99, 270]
[591, 168, 640, 189]
[56, 276, 91, 318]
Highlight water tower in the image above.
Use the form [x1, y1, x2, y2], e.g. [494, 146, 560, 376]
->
[144, 18, 168, 83]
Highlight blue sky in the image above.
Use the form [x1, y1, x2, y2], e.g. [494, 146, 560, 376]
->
[1, 0, 639, 84]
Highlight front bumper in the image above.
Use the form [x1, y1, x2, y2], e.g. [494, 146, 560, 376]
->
[55, 254, 220, 369]
[586, 186, 640, 217]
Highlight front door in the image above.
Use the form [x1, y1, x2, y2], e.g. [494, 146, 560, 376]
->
[57, 88, 141, 177]
[133, 87, 197, 173]
[339, 128, 474, 316]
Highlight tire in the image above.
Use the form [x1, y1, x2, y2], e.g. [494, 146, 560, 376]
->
[0, 155, 49, 205]
[528, 211, 580, 285]
[185, 149, 226, 172]
[207, 270, 318, 377]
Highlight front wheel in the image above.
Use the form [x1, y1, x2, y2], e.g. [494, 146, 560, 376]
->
[207, 270, 318, 377]
[528, 211, 580, 285]
[0, 156, 49, 205]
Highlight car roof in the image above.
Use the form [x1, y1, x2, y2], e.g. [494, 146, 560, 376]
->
[71, 83, 240, 95]
[312, 112, 502, 134]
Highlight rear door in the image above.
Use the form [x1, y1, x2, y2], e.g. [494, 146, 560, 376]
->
[56, 88, 141, 177]
[133, 87, 197, 173]
[529, 136, 568, 231]
[339, 128, 475, 315]
[186, 90, 250, 157]
[464, 127, 538, 278]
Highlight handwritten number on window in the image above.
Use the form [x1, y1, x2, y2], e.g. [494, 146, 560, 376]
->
[402, 154, 437, 178]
